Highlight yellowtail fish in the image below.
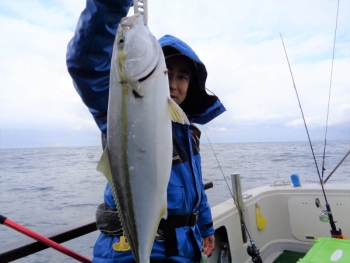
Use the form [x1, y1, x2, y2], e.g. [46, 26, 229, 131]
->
[97, 13, 189, 263]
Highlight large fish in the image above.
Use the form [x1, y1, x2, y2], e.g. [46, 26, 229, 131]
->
[97, 13, 189, 263]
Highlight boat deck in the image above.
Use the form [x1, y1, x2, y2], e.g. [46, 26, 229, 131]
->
[271, 250, 306, 263]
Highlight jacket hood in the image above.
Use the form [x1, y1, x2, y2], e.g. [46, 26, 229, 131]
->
[158, 35, 226, 125]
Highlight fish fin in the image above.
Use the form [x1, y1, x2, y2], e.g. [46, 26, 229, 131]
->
[97, 146, 114, 185]
[132, 89, 143, 98]
[167, 97, 190, 125]
[130, 82, 145, 98]
[97, 147, 130, 250]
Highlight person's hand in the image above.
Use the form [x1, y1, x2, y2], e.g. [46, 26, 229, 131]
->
[202, 235, 215, 256]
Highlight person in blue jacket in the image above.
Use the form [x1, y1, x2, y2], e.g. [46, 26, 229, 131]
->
[66, 0, 226, 262]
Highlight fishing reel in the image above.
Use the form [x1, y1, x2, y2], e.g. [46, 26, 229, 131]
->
[247, 244, 263, 263]
[315, 198, 329, 223]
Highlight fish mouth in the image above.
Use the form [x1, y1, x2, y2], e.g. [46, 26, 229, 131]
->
[120, 13, 139, 28]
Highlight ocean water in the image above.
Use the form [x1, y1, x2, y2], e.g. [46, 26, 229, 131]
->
[0, 141, 349, 262]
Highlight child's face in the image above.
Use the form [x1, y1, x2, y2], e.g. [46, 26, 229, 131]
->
[166, 56, 192, 105]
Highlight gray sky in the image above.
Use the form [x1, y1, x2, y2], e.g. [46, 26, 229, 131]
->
[0, 0, 349, 148]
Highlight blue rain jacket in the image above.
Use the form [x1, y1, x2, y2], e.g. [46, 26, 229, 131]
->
[66, 0, 226, 262]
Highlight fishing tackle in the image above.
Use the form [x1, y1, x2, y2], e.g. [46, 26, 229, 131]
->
[247, 241, 263, 263]
[279, 0, 345, 240]
[315, 198, 330, 223]
[203, 130, 263, 263]
[0, 214, 92, 263]
[134, 0, 148, 25]
[320, 0, 341, 183]
[324, 150, 350, 183]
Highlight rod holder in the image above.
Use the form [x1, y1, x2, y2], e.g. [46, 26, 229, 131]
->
[231, 173, 247, 243]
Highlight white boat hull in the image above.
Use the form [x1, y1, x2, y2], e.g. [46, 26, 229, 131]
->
[210, 183, 350, 263]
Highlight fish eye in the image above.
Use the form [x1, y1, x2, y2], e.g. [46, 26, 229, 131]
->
[118, 37, 125, 48]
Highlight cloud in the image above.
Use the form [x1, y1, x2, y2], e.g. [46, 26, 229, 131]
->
[0, 2, 86, 131]
[0, 0, 349, 148]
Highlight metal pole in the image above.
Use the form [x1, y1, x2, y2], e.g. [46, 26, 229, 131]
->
[231, 173, 247, 243]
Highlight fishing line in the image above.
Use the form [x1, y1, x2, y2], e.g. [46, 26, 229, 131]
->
[321, 0, 340, 181]
[280, 32, 342, 237]
[279, 33, 325, 197]
[202, 128, 262, 263]
[203, 128, 234, 198]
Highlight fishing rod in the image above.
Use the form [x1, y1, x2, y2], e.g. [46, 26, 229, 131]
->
[321, 0, 340, 183]
[0, 214, 92, 263]
[324, 150, 350, 184]
[203, 129, 263, 263]
[279, 7, 344, 238]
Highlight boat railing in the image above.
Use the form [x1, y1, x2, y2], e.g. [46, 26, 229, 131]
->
[0, 217, 96, 262]
[0, 182, 214, 262]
